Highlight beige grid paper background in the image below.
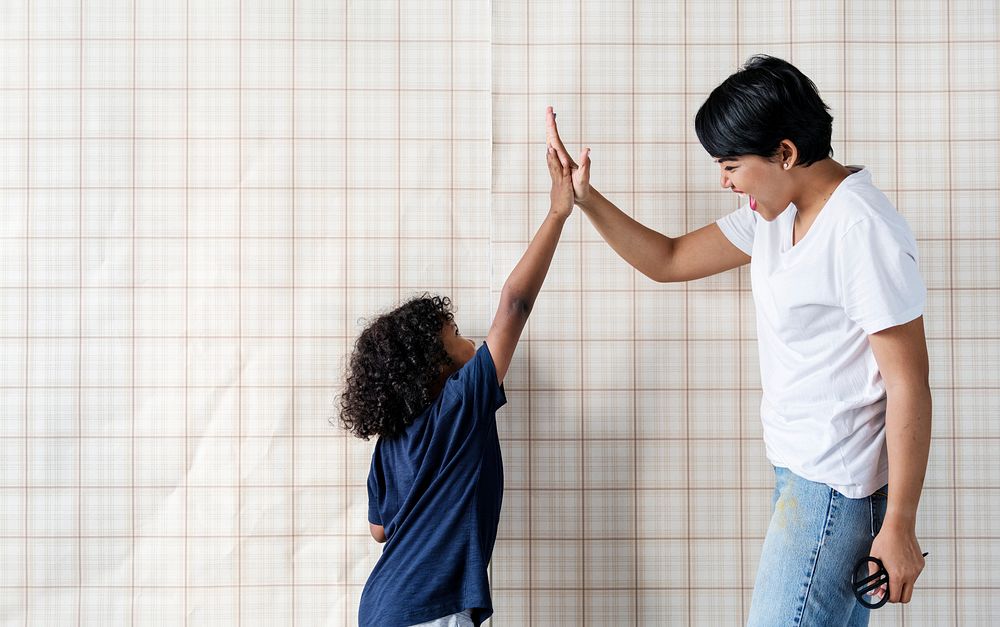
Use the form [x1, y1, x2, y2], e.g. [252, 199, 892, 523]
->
[1, 0, 998, 625]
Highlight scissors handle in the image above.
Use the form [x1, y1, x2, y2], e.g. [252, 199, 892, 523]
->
[852, 552, 929, 610]
[853, 556, 890, 609]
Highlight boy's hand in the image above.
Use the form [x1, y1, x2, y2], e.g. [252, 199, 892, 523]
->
[546, 106, 592, 206]
[547, 146, 574, 219]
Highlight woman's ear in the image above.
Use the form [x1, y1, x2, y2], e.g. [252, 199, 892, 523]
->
[778, 139, 799, 169]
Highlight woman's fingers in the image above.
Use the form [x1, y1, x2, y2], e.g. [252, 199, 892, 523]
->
[901, 581, 913, 604]
[572, 148, 591, 200]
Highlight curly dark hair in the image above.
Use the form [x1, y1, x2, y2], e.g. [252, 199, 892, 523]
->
[338, 294, 455, 440]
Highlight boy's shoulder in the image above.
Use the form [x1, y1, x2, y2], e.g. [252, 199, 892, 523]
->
[438, 344, 506, 424]
[379, 344, 503, 452]
[442, 343, 500, 396]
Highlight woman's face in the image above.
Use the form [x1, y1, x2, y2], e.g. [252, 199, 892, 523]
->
[717, 154, 793, 222]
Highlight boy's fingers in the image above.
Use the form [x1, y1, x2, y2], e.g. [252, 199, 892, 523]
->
[545, 107, 558, 149]
[546, 146, 560, 173]
[546, 106, 575, 170]
[547, 144, 571, 178]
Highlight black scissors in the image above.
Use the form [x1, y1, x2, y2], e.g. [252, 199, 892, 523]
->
[852, 552, 928, 609]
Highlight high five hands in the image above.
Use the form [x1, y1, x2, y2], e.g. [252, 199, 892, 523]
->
[545, 106, 592, 206]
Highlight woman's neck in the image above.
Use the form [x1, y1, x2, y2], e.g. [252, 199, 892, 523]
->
[792, 159, 853, 223]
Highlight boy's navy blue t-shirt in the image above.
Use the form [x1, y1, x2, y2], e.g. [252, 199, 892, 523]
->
[358, 343, 507, 627]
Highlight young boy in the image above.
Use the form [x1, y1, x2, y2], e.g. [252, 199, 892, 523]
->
[340, 130, 576, 626]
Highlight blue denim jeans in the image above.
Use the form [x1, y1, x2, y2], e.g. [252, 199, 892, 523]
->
[747, 467, 889, 627]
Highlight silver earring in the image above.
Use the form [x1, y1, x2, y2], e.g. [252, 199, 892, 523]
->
[783, 163, 790, 169]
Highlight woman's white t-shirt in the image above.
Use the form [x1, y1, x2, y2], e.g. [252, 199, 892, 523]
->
[717, 167, 925, 498]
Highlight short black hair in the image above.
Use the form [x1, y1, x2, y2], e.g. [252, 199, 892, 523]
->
[695, 55, 833, 167]
[338, 294, 455, 440]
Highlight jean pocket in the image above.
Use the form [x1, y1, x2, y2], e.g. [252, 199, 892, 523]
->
[869, 485, 889, 537]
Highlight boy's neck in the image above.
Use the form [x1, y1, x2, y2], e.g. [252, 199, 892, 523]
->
[430, 365, 460, 398]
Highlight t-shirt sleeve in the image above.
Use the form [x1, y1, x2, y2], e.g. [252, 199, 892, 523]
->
[439, 342, 508, 435]
[453, 342, 507, 410]
[837, 216, 926, 335]
[366, 455, 382, 526]
[716, 203, 757, 256]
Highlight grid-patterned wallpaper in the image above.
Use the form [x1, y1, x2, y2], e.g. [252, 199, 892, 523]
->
[490, 1, 1000, 625]
[2, 1, 997, 626]
[0, 1, 492, 624]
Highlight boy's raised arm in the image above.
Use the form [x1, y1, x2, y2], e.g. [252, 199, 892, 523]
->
[485, 142, 578, 384]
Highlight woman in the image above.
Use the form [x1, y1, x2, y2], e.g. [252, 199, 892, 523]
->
[547, 55, 931, 626]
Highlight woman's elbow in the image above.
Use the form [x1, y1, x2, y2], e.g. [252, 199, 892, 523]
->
[645, 263, 677, 284]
